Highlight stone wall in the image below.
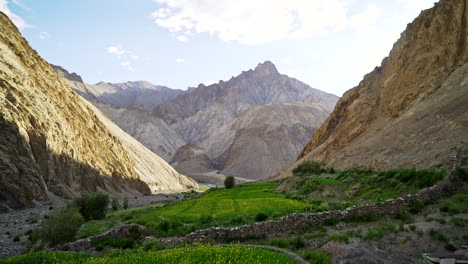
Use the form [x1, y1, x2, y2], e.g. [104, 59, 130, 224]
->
[158, 172, 459, 245]
[53, 172, 461, 251]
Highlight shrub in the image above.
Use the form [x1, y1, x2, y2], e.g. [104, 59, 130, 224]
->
[224, 176, 236, 189]
[111, 198, 119, 211]
[409, 199, 424, 214]
[290, 237, 306, 249]
[13, 235, 20, 242]
[123, 197, 129, 209]
[255, 213, 268, 222]
[303, 250, 332, 264]
[74, 192, 110, 221]
[270, 238, 289, 248]
[364, 223, 397, 240]
[93, 237, 134, 251]
[293, 161, 323, 175]
[39, 207, 84, 246]
[455, 167, 468, 182]
[199, 214, 214, 224]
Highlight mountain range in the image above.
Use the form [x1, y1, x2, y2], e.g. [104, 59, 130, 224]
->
[55, 61, 339, 183]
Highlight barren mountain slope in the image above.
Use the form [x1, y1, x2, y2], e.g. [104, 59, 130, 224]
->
[203, 103, 331, 180]
[52, 66, 187, 161]
[0, 12, 195, 211]
[283, 0, 468, 177]
[153, 61, 339, 143]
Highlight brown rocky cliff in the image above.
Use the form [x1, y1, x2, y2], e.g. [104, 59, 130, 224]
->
[290, 0, 468, 174]
[0, 12, 195, 211]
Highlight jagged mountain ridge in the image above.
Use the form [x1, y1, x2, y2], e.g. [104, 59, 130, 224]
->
[52, 64, 186, 112]
[157, 62, 339, 180]
[153, 61, 339, 143]
[282, 0, 468, 177]
[0, 12, 196, 211]
[52, 66, 186, 162]
[55, 62, 339, 181]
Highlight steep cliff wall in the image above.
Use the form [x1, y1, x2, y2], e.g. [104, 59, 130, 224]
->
[0, 12, 196, 211]
[287, 0, 468, 174]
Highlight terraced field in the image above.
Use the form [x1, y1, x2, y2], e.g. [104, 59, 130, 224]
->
[80, 182, 308, 238]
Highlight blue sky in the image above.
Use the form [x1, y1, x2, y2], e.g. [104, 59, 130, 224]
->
[1, 0, 437, 96]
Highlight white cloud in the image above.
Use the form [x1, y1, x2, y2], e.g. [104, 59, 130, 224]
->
[175, 58, 185, 63]
[106, 45, 126, 56]
[0, 0, 30, 29]
[152, 0, 353, 45]
[39, 31, 50, 40]
[106, 45, 139, 71]
[349, 4, 383, 30]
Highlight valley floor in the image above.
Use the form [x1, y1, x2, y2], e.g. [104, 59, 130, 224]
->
[0, 167, 467, 263]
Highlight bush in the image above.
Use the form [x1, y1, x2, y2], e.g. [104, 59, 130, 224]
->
[303, 250, 332, 264]
[455, 167, 468, 182]
[93, 237, 134, 251]
[123, 197, 129, 209]
[293, 161, 323, 175]
[290, 237, 306, 249]
[39, 207, 84, 246]
[74, 192, 110, 221]
[224, 176, 236, 189]
[112, 198, 119, 211]
[255, 213, 268, 222]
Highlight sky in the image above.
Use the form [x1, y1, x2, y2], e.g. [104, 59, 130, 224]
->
[1, 0, 438, 96]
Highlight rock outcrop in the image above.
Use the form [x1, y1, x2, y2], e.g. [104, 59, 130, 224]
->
[285, 0, 468, 175]
[0, 12, 196, 211]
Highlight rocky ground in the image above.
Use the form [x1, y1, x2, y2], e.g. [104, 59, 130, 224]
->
[0, 193, 183, 259]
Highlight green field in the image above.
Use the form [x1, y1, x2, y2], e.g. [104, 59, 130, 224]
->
[79, 182, 307, 238]
[0, 245, 297, 264]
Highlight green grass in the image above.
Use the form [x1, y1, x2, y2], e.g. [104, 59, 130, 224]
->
[439, 193, 467, 215]
[80, 182, 307, 238]
[0, 245, 297, 264]
[288, 167, 447, 211]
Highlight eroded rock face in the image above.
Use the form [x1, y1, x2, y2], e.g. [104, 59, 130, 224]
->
[200, 103, 331, 180]
[152, 62, 339, 180]
[0, 12, 196, 210]
[286, 0, 468, 175]
[153, 61, 339, 143]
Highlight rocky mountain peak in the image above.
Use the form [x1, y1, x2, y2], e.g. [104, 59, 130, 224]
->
[50, 64, 83, 83]
[254, 61, 279, 75]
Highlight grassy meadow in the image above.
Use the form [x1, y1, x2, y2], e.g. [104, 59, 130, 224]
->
[79, 182, 308, 238]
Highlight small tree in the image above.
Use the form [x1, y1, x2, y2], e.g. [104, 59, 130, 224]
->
[112, 198, 119, 211]
[74, 192, 110, 221]
[40, 207, 84, 246]
[123, 197, 129, 209]
[224, 176, 236, 189]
